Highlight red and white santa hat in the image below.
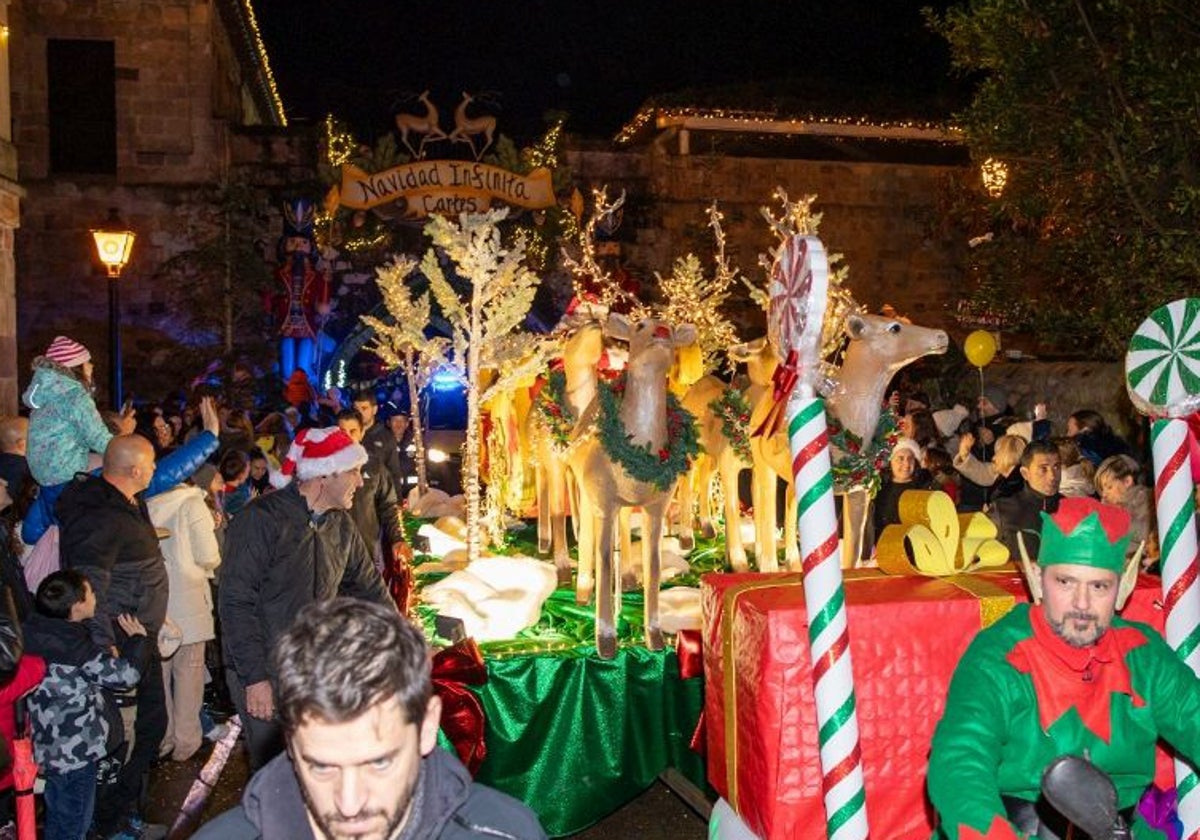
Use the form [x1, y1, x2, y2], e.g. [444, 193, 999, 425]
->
[273, 427, 367, 486]
[44, 335, 91, 368]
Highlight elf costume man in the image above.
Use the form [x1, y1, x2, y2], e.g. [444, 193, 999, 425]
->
[928, 496, 1200, 840]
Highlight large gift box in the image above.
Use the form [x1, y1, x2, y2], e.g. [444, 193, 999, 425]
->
[701, 569, 1167, 840]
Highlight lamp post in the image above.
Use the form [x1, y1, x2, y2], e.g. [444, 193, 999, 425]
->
[91, 209, 136, 407]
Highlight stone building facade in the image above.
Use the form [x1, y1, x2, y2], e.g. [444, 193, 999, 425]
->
[568, 142, 969, 339]
[8, 0, 285, 407]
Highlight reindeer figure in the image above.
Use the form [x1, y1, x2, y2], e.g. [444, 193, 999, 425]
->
[449, 92, 497, 161]
[571, 315, 697, 659]
[394, 91, 446, 159]
[744, 314, 948, 570]
[528, 302, 607, 589]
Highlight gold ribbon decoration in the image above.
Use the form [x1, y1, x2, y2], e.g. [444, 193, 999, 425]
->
[876, 489, 1010, 576]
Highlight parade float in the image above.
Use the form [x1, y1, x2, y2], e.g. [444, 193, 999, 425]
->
[304, 96, 1200, 838]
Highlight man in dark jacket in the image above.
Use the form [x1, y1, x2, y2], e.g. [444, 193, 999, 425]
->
[353, 391, 404, 491]
[56, 433, 169, 838]
[194, 598, 546, 840]
[336, 409, 407, 560]
[218, 427, 392, 771]
[989, 439, 1063, 559]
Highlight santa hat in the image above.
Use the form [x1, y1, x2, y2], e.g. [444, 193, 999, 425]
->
[891, 436, 923, 462]
[45, 335, 91, 368]
[276, 427, 367, 485]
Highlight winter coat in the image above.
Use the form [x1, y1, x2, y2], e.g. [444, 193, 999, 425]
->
[988, 486, 1062, 560]
[22, 430, 219, 546]
[0, 654, 46, 790]
[1059, 463, 1095, 498]
[21, 357, 112, 487]
[22, 613, 147, 773]
[348, 456, 406, 555]
[362, 421, 404, 492]
[192, 745, 547, 840]
[147, 485, 220, 645]
[56, 474, 169, 647]
[218, 483, 391, 687]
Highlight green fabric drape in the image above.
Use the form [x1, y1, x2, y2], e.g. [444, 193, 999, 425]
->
[473, 645, 706, 837]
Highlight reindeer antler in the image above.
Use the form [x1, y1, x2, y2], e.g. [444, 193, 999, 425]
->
[561, 187, 637, 312]
[753, 188, 863, 363]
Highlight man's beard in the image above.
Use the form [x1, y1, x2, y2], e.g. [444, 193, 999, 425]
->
[1049, 610, 1108, 648]
[302, 777, 414, 840]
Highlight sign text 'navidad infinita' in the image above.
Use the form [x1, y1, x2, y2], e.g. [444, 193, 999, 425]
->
[335, 161, 556, 218]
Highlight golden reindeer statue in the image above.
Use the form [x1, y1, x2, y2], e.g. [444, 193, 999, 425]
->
[394, 90, 446, 159]
[570, 314, 698, 659]
[449, 92, 497, 161]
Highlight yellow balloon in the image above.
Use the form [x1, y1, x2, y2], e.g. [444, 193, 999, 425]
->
[963, 330, 998, 368]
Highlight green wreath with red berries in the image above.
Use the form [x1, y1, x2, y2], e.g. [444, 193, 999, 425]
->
[596, 373, 702, 491]
[709, 387, 753, 464]
[828, 407, 900, 496]
[533, 369, 575, 449]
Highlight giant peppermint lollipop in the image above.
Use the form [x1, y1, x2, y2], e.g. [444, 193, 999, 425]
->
[1126, 298, 1200, 840]
[770, 235, 870, 840]
[1126, 297, 1200, 419]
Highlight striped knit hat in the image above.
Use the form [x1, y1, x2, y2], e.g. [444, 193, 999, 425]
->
[45, 336, 91, 367]
[278, 427, 367, 483]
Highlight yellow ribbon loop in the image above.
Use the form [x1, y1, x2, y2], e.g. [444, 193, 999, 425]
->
[876, 490, 1010, 576]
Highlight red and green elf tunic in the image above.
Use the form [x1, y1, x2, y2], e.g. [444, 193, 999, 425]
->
[928, 600, 1200, 839]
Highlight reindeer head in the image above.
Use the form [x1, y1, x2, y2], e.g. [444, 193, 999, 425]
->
[728, 336, 781, 387]
[845, 314, 948, 372]
[607, 314, 696, 376]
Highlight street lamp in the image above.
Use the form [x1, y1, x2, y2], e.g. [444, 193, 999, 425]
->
[91, 208, 136, 406]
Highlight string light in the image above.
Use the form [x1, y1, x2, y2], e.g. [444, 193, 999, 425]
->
[324, 114, 357, 168]
[615, 105, 961, 146]
[240, 0, 286, 126]
[981, 157, 1009, 198]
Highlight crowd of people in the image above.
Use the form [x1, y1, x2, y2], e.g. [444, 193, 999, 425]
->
[870, 385, 1161, 568]
[0, 330, 1186, 839]
[0, 336, 535, 840]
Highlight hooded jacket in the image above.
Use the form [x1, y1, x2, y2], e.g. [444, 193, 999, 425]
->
[191, 746, 547, 840]
[218, 483, 391, 687]
[147, 484, 221, 645]
[22, 613, 147, 773]
[21, 357, 112, 487]
[56, 474, 169, 647]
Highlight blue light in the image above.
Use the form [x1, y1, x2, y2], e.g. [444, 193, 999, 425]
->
[430, 367, 464, 391]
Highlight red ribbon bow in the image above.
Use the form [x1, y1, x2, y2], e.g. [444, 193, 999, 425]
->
[751, 349, 799, 439]
[675, 630, 707, 754]
[432, 639, 489, 776]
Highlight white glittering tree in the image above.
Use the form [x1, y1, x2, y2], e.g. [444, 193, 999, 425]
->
[360, 255, 449, 498]
[421, 209, 550, 562]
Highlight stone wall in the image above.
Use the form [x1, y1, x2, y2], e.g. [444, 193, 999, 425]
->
[568, 146, 967, 338]
[9, 0, 286, 403]
[981, 360, 1140, 441]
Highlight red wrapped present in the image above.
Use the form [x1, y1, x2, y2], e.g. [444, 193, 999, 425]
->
[701, 569, 1167, 840]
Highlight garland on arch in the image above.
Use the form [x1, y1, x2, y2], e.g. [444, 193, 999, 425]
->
[710, 387, 753, 464]
[596, 373, 702, 492]
[828, 407, 901, 497]
[533, 369, 574, 449]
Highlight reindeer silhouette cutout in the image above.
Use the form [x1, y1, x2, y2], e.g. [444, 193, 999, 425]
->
[394, 91, 446, 159]
[449, 92, 497, 161]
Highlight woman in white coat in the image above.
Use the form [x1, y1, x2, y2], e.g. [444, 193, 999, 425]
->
[148, 478, 221, 761]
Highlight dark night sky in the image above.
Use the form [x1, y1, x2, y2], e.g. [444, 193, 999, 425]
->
[253, 0, 966, 144]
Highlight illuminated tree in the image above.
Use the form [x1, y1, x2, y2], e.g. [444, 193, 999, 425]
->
[359, 255, 449, 498]
[929, 0, 1200, 358]
[421, 209, 550, 562]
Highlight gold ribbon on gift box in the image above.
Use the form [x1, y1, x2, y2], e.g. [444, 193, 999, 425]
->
[876, 489, 1010, 576]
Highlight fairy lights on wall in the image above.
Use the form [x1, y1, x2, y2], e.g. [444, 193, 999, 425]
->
[241, 0, 286, 126]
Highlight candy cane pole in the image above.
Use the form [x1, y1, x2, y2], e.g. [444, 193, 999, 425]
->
[789, 393, 869, 839]
[1151, 419, 1200, 837]
[775, 234, 868, 840]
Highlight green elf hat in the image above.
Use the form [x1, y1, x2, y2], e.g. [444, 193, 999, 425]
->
[1038, 497, 1132, 573]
